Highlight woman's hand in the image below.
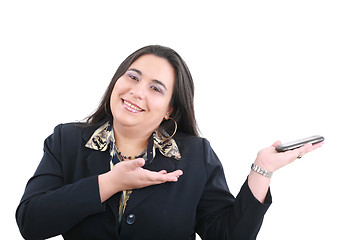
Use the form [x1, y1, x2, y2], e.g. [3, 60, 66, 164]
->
[254, 141, 324, 172]
[111, 158, 183, 190]
[98, 158, 183, 202]
[248, 141, 323, 203]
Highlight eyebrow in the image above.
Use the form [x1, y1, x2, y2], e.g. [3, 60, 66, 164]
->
[128, 68, 168, 91]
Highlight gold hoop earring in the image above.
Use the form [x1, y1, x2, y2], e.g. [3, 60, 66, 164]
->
[160, 117, 177, 140]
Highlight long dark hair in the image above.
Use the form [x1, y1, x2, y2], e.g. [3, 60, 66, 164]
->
[85, 45, 199, 136]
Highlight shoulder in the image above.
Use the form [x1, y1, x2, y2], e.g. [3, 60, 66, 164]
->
[174, 132, 214, 160]
[51, 122, 99, 137]
[46, 122, 100, 148]
[175, 132, 223, 165]
[42, 122, 103, 162]
[174, 132, 209, 149]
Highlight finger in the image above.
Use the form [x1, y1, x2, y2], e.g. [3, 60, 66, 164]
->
[272, 141, 282, 147]
[158, 170, 183, 182]
[171, 170, 183, 178]
[166, 170, 184, 181]
[312, 141, 324, 149]
[158, 169, 183, 176]
[302, 143, 313, 153]
[284, 147, 305, 161]
[303, 142, 324, 154]
[144, 172, 176, 183]
[136, 158, 146, 166]
[146, 169, 183, 183]
[293, 143, 313, 159]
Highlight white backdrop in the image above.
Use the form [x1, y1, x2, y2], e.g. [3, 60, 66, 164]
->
[1, 0, 359, 239]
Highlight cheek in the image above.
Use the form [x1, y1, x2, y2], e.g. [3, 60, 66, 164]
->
[148, 96, 172, 116]
[111, 78, 131, 99]
[113, 78, 126, 93]
[110, 80, 123, 108]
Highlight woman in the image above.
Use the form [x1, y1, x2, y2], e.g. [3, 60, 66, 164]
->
[16, 45, 323, 240]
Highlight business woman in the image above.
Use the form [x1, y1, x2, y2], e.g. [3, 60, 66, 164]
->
[16, 45, 323, 240]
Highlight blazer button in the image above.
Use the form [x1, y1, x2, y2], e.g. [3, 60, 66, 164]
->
[126, 214, 136, 225]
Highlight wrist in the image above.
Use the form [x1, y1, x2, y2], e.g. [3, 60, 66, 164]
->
[251, 163, 273, 178]
[98, 171, 121, 202]
[254, 157, 275, 173]
[248, 169, 271, 203]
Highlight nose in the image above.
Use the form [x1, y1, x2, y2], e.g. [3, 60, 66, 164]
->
[129, 82, 146, 100]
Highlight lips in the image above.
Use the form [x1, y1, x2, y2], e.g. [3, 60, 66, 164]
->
[122, 99, 145, 113]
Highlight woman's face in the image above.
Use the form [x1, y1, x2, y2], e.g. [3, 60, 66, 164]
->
[110, 54, 175, 136]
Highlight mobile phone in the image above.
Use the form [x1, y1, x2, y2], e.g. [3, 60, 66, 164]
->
[275, 135, 325, 152]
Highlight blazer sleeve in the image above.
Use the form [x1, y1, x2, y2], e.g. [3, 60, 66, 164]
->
[195, 139, 272, 240]
[16, 124, 105, 240]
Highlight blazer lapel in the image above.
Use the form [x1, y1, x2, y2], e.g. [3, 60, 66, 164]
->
[82, 126, 111, 176]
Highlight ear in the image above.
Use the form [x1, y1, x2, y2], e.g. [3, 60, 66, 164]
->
[164, 106, 173, 120]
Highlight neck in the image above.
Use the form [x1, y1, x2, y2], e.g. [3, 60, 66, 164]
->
[112, 123, 152, 157]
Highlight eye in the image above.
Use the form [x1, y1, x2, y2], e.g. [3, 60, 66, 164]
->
[150, 84, 166, 94]
[150, 85, 161, 93]
[128, 74, 139, 81]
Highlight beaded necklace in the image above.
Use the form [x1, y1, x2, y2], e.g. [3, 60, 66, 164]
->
[118, 150, 145, 161]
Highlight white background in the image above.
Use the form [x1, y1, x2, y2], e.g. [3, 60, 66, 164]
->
[1, 0, 359, 239]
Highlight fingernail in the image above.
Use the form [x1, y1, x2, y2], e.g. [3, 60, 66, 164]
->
[137, 158, 145, 165]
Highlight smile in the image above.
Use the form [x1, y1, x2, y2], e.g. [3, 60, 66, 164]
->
[122, 99, 145, 113]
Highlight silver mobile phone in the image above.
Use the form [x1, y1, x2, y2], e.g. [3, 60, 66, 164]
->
[275, 135, 324, 152]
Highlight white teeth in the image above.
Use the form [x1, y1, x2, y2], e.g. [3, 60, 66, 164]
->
[124, 100, 143, 111]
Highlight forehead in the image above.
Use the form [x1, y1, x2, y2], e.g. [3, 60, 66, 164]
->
[129, 54, 176, 83]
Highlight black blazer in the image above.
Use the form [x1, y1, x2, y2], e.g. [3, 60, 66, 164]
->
[16, 123, 271, 240]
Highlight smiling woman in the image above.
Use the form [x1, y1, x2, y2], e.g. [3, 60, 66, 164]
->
[87, 45, 198, 137]
[109, 54, 175, 142]
[16, 45, 322, 240]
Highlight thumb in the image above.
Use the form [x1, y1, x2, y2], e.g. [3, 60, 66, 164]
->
[272, 141, 282, 147]
[123, 158, 145, 170]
